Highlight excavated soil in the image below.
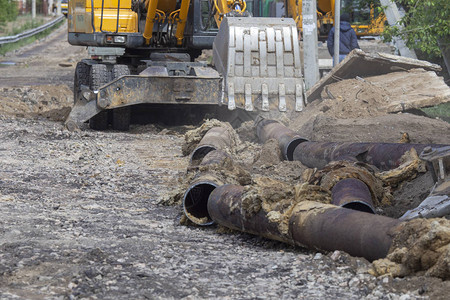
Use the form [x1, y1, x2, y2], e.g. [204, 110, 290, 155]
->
[0, 21, 449, 299]
[0, 85, 73, 121]
[371, 218, 450, 280]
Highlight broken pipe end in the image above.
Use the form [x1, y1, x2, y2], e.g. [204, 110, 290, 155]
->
[183, 180, 219, 226]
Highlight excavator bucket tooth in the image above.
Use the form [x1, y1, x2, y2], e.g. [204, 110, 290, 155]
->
[213, 17, 305, 113]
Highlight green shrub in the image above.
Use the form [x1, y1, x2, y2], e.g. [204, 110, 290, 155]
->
[0, 0, 18, 24]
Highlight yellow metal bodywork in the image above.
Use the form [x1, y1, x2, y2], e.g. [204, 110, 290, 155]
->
[69, 0, 251, 46]
[142, 0, 248, 45]
[352, 7, 386, 36]
[174, 0, 192, 45]
[285, 0, 335, 30]
[143, 0, 161, 44]
[61, 0, 69, 15]
[211, 0, 247, 27]
[142, 0, 192, 45]
[68, 0, 138, 33]
[284, 0, 385, 37]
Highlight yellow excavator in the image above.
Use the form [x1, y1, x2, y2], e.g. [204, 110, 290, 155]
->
[286, 0, 385, 37]
[65, 0, 305, 130]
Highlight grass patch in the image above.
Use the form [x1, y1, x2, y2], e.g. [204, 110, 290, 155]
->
[0, 17, 65, 56]
[421, 102, 450, 123]
[0, 14, 48, 37]
[11, 18, 45, 36]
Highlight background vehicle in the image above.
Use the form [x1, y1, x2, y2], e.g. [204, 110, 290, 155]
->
[65, 0, 305, 130]
[52, 0, 69, 16]
[285, 0, 386, 38]
[61, 0, 68, 15]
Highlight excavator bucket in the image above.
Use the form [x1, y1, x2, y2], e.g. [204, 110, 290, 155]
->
[213, 17, 305, 113]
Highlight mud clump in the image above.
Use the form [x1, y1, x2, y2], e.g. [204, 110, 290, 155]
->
[160, 148, 252, 207]
[236, 121, 258, 143]
[241, 177, 331, 238]
[253, 138, 282, 166]
[371, 218, 450, 280]
[182, 119, 238, 156]
[309, 161, 387, 207]
[377, 148, 427, 188]
[193, 150, 252, 187]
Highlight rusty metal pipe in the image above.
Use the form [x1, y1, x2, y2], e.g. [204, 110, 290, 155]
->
[208, 184, 402, 261]
[289, 201, 401, 262]
[207, 185, 293, 243]
[293, 141, 448, 171]
[190, 127, 233, 166]
[255, 118, 307, 161]
[183, 180, 220, 226]
[331, 178, 375, 214]
[183, 150, 231, 225]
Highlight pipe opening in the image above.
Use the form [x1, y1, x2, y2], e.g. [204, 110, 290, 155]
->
[285, 138, 308, 161]
[342, 202, 375, 214]
[190, 145, 216, 165]
[183, 181, 218, 225]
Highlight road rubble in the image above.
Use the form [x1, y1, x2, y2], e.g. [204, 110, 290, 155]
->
[1, 23, 450, 299]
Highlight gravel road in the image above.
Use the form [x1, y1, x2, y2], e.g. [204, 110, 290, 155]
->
[0, 21, 449, 299]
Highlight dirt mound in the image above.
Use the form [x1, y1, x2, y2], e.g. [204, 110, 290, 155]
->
[315, 69, 450, 119]
[319, 78, 391, 119]
[290, 112, 450, 144]
[371, 218, 450, 280]
[0, 85, 73, 121]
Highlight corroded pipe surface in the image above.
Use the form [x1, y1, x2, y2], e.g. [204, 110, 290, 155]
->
[190, 127, 233, 165]
[293, 142, 448, 171]
[183, 150, 231, 225]
[289, 201, 401, 262]
[255, 118, 307, 161]
[208, 184, 402, 261]
[331, 178, 375, 214]
[207, 185, 292, 243]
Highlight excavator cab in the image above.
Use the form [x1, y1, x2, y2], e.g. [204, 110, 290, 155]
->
[65, 0, 305, 130]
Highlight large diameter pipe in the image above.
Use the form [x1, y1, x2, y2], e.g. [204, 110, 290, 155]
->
[255, 118, 307, 161]
[207, 185, 293, 243]
[289, 201, 401, 262]
[183, 150, 231, 225]
[190, 127, 233, 165]
[208, 185, 402, 262]
[331, 178, 375, 214]
[183, 178, 221, 226]
[293, 141, 448, 171]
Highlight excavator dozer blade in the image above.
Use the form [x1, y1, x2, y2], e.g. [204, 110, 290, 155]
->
[64, 92, 102, 131]
[213, 17, 305, 113]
